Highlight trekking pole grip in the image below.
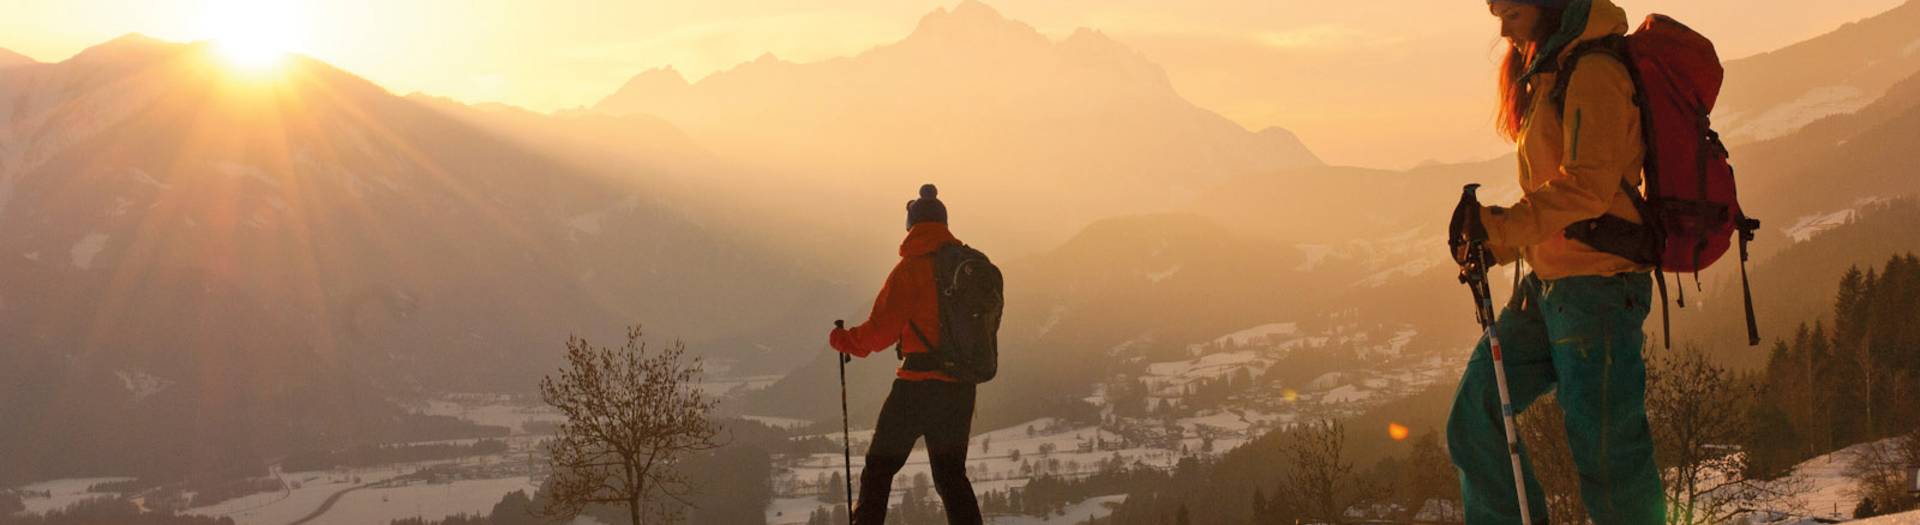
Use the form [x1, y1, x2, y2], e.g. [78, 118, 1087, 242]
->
[834, 320, 849, 364]
[1450, 185, 1482, 248]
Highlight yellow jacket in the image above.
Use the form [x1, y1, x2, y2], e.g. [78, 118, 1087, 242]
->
[1482, 0, 1653, 280]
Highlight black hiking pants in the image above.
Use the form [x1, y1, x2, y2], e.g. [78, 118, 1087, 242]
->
[853, 379, 981, 525]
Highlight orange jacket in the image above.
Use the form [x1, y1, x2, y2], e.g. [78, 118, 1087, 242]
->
[1478, 0, 1652, 280]
[830, 223, 958, 382]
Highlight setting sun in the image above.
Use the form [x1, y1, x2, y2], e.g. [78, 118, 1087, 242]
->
[203, 0, 304, 69]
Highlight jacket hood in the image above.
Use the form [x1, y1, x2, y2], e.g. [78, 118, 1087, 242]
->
[900, 222, 959, 257]
[1524, 0, 1629, 79]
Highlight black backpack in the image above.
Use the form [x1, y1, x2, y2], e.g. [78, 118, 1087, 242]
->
[902, 243, 1003, 384]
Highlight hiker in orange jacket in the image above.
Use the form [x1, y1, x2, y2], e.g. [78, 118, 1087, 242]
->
[829, 184, 981, 525]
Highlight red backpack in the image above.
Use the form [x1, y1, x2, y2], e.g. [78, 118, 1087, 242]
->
[1551, 14, 1762, 348]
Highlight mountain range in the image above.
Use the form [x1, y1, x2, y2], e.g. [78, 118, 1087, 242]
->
[592, 0, 1320, 253]
[1716, 0, 1920, 144]
[0, 35, 838, 482]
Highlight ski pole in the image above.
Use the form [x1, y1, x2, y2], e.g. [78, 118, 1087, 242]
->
[835, 320, 854, 525]
[1455, 184, 1532, 525]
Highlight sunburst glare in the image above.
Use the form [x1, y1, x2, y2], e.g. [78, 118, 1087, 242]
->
[202, 0, 305, 70]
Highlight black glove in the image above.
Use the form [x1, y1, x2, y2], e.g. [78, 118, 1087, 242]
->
[1448, 187, 1493, 266]
[833, 320, 851, 364]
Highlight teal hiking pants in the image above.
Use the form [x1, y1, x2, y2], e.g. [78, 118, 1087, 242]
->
[1446, 273, 1663, 525]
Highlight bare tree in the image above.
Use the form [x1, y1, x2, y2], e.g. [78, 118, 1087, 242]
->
[1516, 396, 1589, 525]
[539, 326, 722, 525]
[1276, 420, 1384, 524]
[1645, 346, 1808, 524]
[1845, 430, 1920, 517]
[1406, 429, 1464, 523]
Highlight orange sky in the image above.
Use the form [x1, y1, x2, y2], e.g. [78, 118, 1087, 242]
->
[0, 0, 1902, 168]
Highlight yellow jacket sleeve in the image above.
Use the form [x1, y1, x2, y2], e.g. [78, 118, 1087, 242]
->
[1482, 55, 1641, 248]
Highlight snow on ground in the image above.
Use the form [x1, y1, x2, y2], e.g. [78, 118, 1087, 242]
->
[988, 494, 1127, 524]
[314, 476, 537, 525]
[69, 233, 107, 269]
[12, 477, 133, 514]
[741, 415, 815, 430]
[1787, 209, 1861, 242]
[696, 374, 784, 397]
[187, 467, 407, 524]
[186, 453, 542, 525]
[1722, 86, 1871, 143]
[1379, 329, 1418, 358]
[764, 324, 1461, 523]
[1196, 322, 1299, 349]
[1146, 351, 1265, 380]
[1305, 372, 1350, 391]
[417, 396, 558, 434]
[1179, 411, 1253, 434]
[1785, 197, 1891, 242]
[1737, 437, 1907, 523]
[1320, 385, 1373, 403]
[778, 419, 1170, 517]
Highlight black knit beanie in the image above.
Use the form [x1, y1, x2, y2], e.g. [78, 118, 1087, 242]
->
[906, 184, 947, 229]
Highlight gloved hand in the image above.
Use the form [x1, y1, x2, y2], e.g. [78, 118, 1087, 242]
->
[829, 320, 855, 361]
[1448, 190, 1494, 266]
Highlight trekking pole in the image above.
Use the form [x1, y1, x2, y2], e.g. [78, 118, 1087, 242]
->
[1452, 184, 1533, 525]
[834, 320, 855, 525]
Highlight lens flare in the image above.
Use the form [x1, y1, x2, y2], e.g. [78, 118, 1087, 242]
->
[202, 0, 304, 70]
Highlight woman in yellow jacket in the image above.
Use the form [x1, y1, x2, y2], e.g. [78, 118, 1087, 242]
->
[1447, 0, 1663, 523]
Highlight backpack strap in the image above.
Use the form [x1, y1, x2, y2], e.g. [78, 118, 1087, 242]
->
[1563, 178, 1673, 349]
[1550, 35, 1632, 119]
[1551, 35, 1683, 350]
[1564, 179, 1659, 265]
[901, 320, 943, 372]
[1738, 215, 1762, 346]
[900, 248, 949, 366]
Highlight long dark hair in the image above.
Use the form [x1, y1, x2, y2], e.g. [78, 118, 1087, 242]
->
[1497, 6, 1567, 142]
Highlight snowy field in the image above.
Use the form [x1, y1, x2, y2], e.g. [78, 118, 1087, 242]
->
[988, 494, 1126, 524]
[742, 415, 817, 430]
[313, 477, 540, 525]
[764, 321, 1461, 523]
[416, 395, 559, 434]
[11, 477, 134, 514]
[1743, 438, 1900, 523]
[179, 457, 541, 525]
[770, 419, 1171, 525]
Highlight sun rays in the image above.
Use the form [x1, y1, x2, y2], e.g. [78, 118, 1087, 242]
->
[201, 0, 305, 71]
